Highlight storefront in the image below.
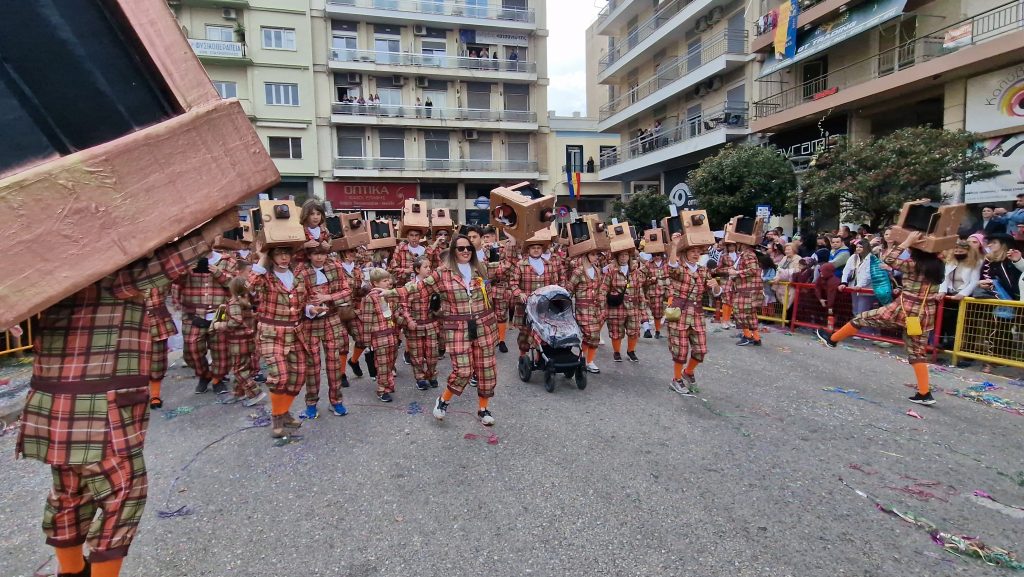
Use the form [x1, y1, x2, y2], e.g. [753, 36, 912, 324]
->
[324, 181, 418, 218]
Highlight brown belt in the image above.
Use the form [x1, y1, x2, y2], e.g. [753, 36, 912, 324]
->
[372, 327, 398, 338]
[442, 310, 495, 329]
[258, 317, 300, 327]
[575, 298, 595, 306]
[31, 375, 149, 395]
[670, 297, 701, 308]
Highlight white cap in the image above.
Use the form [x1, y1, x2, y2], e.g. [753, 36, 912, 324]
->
[713, 230, 726, 239]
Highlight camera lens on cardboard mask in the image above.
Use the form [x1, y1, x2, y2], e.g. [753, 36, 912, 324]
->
[273, 205, 290, 219]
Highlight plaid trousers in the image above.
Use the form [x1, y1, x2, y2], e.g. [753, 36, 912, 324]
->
[374, 344, 398, 395]
[228, 337, 261, 399]
[258, 325, 309, 397]
[149, 339, 168, 382]
[339, 317, 362, 352]
[731, 289, 764, 331]
[404, 322, 440, 381]
[667, 312, 708, 363]
[444, 317, 497, 398]
[43, 451, 148, 562]
[305, 316, 347, 406]
[605, 303, 642, 340]
[182, 318, 230, 379]
[851, 298, 936, 364]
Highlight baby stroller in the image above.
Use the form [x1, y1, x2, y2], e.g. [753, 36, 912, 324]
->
[517, 285, 587, 393]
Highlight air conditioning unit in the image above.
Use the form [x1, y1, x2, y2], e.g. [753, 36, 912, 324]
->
[706, 6, 724, 26]
[222, 8, 238, 20]
[708, 76, 723, 91]
[346, 72, 362, 84]
[393, 75, 406, 86]
[694, 84, 709, 98]
[694, 16, 710, 33]
[463, 129, 479, 140]
[413, 24, 427, 36]
[415, 76, 429, 88]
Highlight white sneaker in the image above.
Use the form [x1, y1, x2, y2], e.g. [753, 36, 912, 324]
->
[668, 379, 686, 395]
[585, 362, 600, 374]
[720, 322, 733, 330]
[433, 396, 448, 420]
[477, 409, 495, 426]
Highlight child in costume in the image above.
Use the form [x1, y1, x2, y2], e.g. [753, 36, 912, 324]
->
[298, 246, 353, 417]
[510, 234, 563, 359]
[725, 241, 765, 346]
[643, 247, 670, 339]
[566, 249, 607, 373]
[213, 276, 266, 406]
[144, 286, 176, 409]
[403, 256, 442, 390]
[173, 252, 232, 393]
[358, 268, 413, 402]
[666, 234, 722, 394]
[294, 199, 331, 265]
[604, 247, 650, 362]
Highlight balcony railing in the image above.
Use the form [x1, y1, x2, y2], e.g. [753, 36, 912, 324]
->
[334, 157, 539, 172]
[326, 0, 535, 23]
[595, 0, 622, 25]
[598, 0, 688, 72]
[188, 38, 247, 59]
[599, 30, 747, 121]
[561, 163, 598, 174]
[331, 102, 536, 122]
[599, 102, 748, 169]
[329, 49, 536, 74]
[753, 0, 1024, 119]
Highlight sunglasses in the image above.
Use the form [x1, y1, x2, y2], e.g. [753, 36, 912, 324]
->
[454, 245, 473, 252]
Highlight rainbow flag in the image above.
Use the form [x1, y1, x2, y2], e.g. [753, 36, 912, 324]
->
[567, 166, 583, 199]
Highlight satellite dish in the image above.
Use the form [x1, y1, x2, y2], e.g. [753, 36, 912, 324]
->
[669, 182, 692, 208]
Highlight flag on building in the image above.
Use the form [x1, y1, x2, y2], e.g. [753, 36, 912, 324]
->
[567, 166, 583, 198]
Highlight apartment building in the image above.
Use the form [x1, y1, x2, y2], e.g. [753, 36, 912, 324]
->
[314, 0, 550, 222]
[544, 114, 622, 220]
[749, 0, 1024, 206]
[171, 0, 320, 201]
[589, 0, 753, 203]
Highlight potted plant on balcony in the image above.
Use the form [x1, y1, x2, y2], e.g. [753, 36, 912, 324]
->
[234, 24, 246, 43]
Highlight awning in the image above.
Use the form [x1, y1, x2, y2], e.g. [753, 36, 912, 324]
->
[757, 0, 908, 78]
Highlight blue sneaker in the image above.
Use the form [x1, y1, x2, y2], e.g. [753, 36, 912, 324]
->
[331, 403, 348, 416]
[302, 405, 319, 419]
[416, 380, 430, 391]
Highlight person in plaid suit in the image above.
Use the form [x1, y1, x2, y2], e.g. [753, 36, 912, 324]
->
[173, 252, 232, 394]
[490, 237, 519, 354]
[566, 249, 607, 373]
[212, 276, 265, 406]
[397, 234, 500, 426]
[643, 250, 670, 339]
[14, 212, 236, 577]
[389, 228, 438, 285]
[359, 268, 413, 402]
[665, 234, 722, 395]
[144, 287, 177, 410]
[712, 243, 738, 329]
[339, 248, 368, 379]
[510, 235, 564, 357]
[818, 231, 946, 406]
[604, 248, 650, 362]
[404, 256, 442, 390]
[724, 243, 764, 346]
[293, 199, 332, 266]
[296, 246, 353, 418]
[249, 246, 313, 439]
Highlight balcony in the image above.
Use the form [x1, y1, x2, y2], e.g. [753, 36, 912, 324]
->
[595, 0, 648, 36]
[325, 0, 536, 30]
[333, 157, 539, 178]
[328, 49, 536, 81]
[188, 39, 251, 66]
[750, 0, 855, 53]
[751, 0, 1024, 132]
[597, 30, 749, 131]
[597, 0, 731, 82]
[599, 102, 748, 180]
[330, 102, 537, 129]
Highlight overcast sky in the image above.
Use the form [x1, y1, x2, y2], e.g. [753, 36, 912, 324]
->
[547, 1, 604, 117]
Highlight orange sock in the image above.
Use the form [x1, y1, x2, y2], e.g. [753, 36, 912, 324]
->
[627, 336, 638, 352]
[830, 322, 859, 343]
[654, 319, 662, 332]
[352, 347, 364, 360]
[340, 355, 348, 368]
[743, 328, 753, 338]
[441, 388, 454, 402]
[269, 392, 291, 416]
[752, 330, 761, 341]
[722, 304, 733, 323]
[92, 558, 123, 577]
[685, 357, 700, 375]
[54, 546, 85, 574]
[586, 345, 597, 363]
[479, 397, 490, 411]
[673, 362, 684, 380]
[498, 322, 508, 342]
[612, 338, 622, 353]
[912, 363, 930, 395]
[149, 379, 162, 399]
[211, 377, 221, 385]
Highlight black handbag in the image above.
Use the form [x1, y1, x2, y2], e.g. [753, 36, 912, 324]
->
[190, 314, 212, 329]
[606, 289, 625, 307]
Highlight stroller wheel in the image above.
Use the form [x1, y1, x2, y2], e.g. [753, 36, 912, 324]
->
[575, 366, 587, 390]
[518, 355, 532, 383]
[543, 368, 555, 393]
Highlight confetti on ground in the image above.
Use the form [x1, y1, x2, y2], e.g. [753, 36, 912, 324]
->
[0, 378, 10, 387]
[273, 435, 303, 447]
[906, 409, 924, 419]
[946, 388, 1024, 416]
[406, 402, 423, 415]
[464, 433, 478, 440]
[974, 490, 1024, 512]
[1008, 379, 1024, 388]
[848, 463, 879, 475]
[162, 406, 195, 420]
[487, 433, 500, 445]
[776, 347, 792, 353]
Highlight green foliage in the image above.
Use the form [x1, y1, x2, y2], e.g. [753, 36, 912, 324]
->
[802, 127, 1002, 230]
[687, 144, 797, 228]
[611, 189, 670, 231]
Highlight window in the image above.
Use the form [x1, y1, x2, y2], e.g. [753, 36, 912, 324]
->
[421, 40, 447, 66]
[262, 27, 296, 51]
[686, 103, 702, 137]
[337, 128, 364, 157]
[375, 37, 401, 64]
[206, 25, 234, 42]
[467, 82, 491, 109]
[212, 81, 237, 99]
[265, 83, 299, 106]
[468, 132, 492, 160]
[504, 83, 529, 111]
[425, 130, 450, 169]
[565, 145, 583, 172]
[577, 198, 606, 213]
[687, 39, 702, 71]
[268, 137, 302, 159]
[378, 129, 405, 158]
[507, 134, 529, 162]
[377, 88, 402, 106]
[331, 35, 357, 61]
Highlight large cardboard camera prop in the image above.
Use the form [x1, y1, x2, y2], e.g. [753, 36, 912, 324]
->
[0, 0, 279, 327]
[889, 201, 966, 253]
[523, 228, 554, 250]
[583, 215, 610, 252]
[254, 200, 304, 249]
[561, 217, 607, 258]
[643, 228, 668, 254]
[490, 181, 555, 241]
[367, 219, 398, 250]
[608, 222, 637, 254]
[430, 208, 454, 238]
[330, 213, 371, 252]
[724, 215, 763, 246]
[663, 210, 715, 249]
[399, 199, 431, 238]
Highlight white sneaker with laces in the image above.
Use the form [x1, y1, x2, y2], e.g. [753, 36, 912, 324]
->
[585, 362, 600, 374]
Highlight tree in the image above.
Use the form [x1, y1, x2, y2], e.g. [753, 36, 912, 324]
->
[801, 127, 1002, 230]
[687, 144, 797, 228]
[611, 189, 669, 231]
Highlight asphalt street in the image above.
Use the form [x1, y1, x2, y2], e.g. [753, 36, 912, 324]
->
[1, 325, 1023, 577]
